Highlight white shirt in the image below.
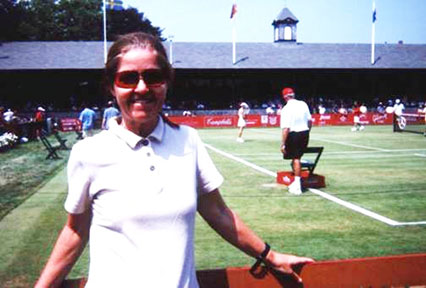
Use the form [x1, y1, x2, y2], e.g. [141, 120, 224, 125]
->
[280, 99, 312, 132]
[65, 117, 223, 288]
[3, 109, 14, 122]
[393, 103, 405, 116]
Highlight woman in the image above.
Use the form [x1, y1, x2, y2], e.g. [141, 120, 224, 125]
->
[236, 102, 248, 143]
[36, 32, 313, 288]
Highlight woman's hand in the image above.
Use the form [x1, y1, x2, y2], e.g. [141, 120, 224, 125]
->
[265, 251, 314, 282]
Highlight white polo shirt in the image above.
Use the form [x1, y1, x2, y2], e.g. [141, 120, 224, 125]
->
[65, 117, 223, 288]
[280, 99, 312, 132]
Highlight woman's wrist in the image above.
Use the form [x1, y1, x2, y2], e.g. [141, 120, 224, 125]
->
[250, 242, 272, 273]
[264, 248, 275, 266]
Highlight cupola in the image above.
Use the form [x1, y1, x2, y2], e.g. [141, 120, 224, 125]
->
[272, 7, 298, 42]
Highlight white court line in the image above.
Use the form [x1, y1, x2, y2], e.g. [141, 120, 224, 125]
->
[254, 129, 425, 157]
[324, 148, 426, 155]
[205, 143, 426, 227]
[252, 129, 389, 152]
[311, 137, 390, 152]
[206, 144, 276, 177]
[235, 148, 426, 156]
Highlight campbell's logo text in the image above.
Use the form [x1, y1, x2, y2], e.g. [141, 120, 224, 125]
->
[206, 118, 233, 126]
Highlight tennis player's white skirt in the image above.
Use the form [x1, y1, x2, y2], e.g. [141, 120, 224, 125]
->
[238, 118, 246, 127]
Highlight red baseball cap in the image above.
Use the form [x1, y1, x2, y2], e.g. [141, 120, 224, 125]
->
[282, 87, 295, 97]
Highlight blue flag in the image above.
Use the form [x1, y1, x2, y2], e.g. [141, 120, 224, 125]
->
[372, 8, 377, 22]
[106, 0, 124, 11]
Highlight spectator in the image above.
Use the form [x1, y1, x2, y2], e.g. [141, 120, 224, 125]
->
[376, 102, 385, 114]
[34, 106, 46, 137]
[3, 108, 14, 123]
[79, 104, 97, 138]
[266, 106, 275, 115]
[102, 101, 120, 130]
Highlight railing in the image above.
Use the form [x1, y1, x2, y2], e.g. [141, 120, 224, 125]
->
[61, 253, 426, 288]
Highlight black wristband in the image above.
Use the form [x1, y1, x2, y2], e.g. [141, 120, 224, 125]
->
[250, 243, 271, 273]
[259, 242, 271, 260]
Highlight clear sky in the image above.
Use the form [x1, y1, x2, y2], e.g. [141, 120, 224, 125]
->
[124, 0, 426, 44]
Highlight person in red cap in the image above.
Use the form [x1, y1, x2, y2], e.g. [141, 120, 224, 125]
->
[280, 87, 312, 195]
[34, 106, 46, 138]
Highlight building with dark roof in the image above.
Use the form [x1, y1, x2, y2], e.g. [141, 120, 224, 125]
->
[0, 7, 425, 111]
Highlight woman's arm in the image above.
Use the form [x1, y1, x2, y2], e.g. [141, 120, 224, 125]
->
[35, 210, 91, 288]
[197, 189, 313, 281]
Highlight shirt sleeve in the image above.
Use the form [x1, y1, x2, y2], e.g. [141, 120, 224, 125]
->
[305, 102, 312, 120]
[280, 105, 291, 129]
[64, 144, 92, 214]
[194, 130, 224, 195]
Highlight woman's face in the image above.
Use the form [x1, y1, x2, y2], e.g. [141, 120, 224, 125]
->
[112, 47, 167, 135]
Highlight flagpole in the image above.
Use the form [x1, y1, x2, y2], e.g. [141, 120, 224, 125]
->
[103, 0, 107, 64]
[371, 0, 376, 65]
[231, 2, 237, 65]
[169, 35, 174, 65]
[232, 19, 236, 65]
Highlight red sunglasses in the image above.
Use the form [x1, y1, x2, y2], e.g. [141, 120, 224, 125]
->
[114, 69, 166, 88]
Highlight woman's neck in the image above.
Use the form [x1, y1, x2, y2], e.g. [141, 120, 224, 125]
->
[121, 117, 159, 138]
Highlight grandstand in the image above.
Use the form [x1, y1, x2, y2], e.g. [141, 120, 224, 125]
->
[1, 7, 426, 111]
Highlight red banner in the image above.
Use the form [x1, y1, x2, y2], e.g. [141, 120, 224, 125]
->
[169, 112, 393, 128]
[60, 118, 81, 132]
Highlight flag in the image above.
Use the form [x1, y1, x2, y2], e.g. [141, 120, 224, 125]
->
[372, 1, 376, 22]
[106, 0, 124, 11]
[371, 0, 376, 65]
[230, 3, 237, 19]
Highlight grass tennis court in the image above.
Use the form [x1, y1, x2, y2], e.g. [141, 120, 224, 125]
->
[0, 125, 425, 287]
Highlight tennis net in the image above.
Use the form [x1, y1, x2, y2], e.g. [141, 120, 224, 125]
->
[393, 112, 425, 134]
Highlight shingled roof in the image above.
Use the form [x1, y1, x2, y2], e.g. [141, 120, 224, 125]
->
[274, 7, 299, 24]
[0, 41, 425, 70]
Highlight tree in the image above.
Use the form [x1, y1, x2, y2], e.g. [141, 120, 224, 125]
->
[0, 0, 28, 41]
[0, 0, 163, 41]
[107, 8, 163, 41]
[55, 0, 103, 40]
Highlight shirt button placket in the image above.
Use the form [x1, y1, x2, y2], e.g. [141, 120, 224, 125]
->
[141, 138, 156, 172]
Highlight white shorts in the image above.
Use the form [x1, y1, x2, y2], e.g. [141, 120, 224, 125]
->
[354, 116, 360, 124]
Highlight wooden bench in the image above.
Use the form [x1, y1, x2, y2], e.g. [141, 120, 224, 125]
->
[39, 135, 61, 160]
[60, 253, 426, 288]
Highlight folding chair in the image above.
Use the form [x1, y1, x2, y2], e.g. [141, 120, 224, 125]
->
[300, 146, 324, 176]
[53, 130, 69, 150]
[39, 135, 61, 160]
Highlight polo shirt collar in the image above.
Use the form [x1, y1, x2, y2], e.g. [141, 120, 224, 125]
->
[109, 116, 164, 149]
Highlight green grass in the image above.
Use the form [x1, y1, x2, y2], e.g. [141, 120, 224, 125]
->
[0, 132, 79, 220]
[0, 126, 425, 287]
